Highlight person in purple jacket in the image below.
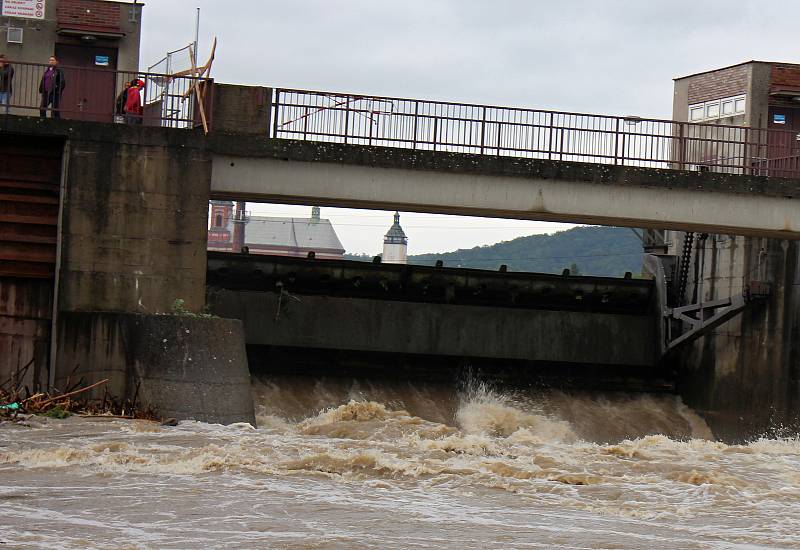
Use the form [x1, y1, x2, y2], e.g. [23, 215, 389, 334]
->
[39, 56, 66, 119]
[0, 55, 13, 114]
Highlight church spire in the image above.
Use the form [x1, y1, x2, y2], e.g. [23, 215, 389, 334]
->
[384, 211, 408, 245]
[383, 211, 408, 264]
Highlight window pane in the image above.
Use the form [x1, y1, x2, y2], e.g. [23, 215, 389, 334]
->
[690, 106, 704, 121]
[734, 98, 746, 113]
[722, 100, 734, 115]
[706, 102, 720, 118]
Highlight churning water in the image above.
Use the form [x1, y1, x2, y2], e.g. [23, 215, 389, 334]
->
[1, 376, 800, 549]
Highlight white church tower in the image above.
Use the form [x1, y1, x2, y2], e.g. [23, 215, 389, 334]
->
[383, 211, 408, 264]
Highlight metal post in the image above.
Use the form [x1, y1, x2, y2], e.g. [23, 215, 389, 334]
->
[547, 112, 554, 160]
[193, 7, 200, 68]
[480, 106, 487, 154]
[272, 89, 281, 138]
[496, 122, 502, 155]
[412, 101, 419, 150]
[303, 106, 309, 140]
[678, 122, 686, 171]
[432, 116, 438, 152]
[344, 98, 350, 145]
[613, 118, 620, 165]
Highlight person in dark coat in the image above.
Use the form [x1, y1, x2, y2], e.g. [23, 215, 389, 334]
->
[39, 56, 66, 119]
[0, 54, 13, 114]
[115, 80, 131, 117]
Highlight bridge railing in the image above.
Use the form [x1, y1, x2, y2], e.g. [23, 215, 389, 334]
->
[272, 88, 800, 177]
[1, 61, 208, 128]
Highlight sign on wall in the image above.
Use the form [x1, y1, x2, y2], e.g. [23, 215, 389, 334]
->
[1, 0, 46, 20]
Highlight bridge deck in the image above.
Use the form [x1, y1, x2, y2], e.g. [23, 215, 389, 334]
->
[209, 137, 799, 239]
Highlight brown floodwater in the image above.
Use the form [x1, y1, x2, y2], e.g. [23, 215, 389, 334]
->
[1, 376, 799, 549]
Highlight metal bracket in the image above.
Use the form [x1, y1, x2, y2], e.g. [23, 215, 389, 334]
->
[664, 283, 769, 353]
[644, 253, 770, 356]
[665, 295, 747, 352]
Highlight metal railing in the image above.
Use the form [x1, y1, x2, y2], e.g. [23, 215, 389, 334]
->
[0, 61, 208, 128]
[272, 88, 800, 178]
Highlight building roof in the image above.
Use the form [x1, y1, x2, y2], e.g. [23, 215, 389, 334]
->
[674, 60, 800, 81]
[245, 215, 345, 252]
[384, 211, 408, 245]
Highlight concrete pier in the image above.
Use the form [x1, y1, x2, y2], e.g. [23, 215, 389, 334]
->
[56, 312, 255, 425]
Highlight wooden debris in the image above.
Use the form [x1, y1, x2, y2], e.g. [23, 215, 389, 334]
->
[1, 375, 158, 422]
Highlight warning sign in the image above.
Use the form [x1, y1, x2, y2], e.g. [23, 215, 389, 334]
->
[1, 0, 46, 20]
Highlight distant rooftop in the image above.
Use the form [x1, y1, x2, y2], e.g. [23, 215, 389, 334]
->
[674, 60, 800, 81]
[245, 215, 345, 253]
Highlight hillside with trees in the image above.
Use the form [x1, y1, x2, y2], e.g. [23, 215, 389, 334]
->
[345, 226, 642, 277]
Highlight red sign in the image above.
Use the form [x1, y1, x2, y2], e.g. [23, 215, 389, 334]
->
[2, 0, 46, 20]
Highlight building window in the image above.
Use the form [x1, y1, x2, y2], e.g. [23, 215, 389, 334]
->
[215, 213, 223, 227]
[689, 95, 746, 122]
[721, 99, 734, 116]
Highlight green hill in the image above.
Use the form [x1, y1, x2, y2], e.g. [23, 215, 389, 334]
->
[345, 226, 643, 277]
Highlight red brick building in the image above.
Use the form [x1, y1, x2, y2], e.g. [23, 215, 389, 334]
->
[208, 202, 345, 259]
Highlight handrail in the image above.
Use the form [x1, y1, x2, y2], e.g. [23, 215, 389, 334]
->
[0, 61, 209, 129]
[271, 87, 800, 178]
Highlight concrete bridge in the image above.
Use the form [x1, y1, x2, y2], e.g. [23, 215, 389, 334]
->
[0, 80, 798, 437]
[209, 139, 799, 240]
[205, 86, 800, 240]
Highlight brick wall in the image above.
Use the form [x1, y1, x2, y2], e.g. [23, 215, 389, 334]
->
[57, 0, 121, 33]
[687, 64, 749, 105]
[771, 63, 800, 91]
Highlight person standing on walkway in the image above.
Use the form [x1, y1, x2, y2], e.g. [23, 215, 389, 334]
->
[124, 78, 144, 124]
[0, 55, 13, 114]
[115, 80, 131, 119]
[39, 56, 66, 119]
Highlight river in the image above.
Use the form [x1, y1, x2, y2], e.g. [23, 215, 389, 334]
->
[1, 376, 799, 549]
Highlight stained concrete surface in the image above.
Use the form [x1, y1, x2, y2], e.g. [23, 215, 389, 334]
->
[55, 312, 255, 425]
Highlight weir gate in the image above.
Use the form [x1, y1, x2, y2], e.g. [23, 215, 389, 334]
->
[206, 252, 667, 390]
[0, 70, 798, 436]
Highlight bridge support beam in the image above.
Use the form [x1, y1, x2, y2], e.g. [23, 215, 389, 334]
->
[209, 140, 800, 239]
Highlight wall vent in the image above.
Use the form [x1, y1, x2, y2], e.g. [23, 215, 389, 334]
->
[7, 27, 23, 44]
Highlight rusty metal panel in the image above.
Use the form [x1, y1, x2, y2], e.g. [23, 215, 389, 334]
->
[0, 134, 63, 389]
[0, 135, 62, 279]
[0, 278, 54, 388]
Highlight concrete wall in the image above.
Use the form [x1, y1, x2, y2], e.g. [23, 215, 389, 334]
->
[208, 289, 657, 368]
[211, 84, 272, 135]
[748, 62, 773, 129]
[55, 119, 211, 314]
[55, 311, 255, 424]
[678, 236, 800, 440]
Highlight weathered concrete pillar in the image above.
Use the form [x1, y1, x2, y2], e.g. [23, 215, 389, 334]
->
[210, 84, 273, 135]
[678, 236, 800, 440]
[59, 124, 211, 314]
[55, 312, 255, 425]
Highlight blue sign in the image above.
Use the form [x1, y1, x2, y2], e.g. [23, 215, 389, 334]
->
[774, 113, 786, 125]
[95, 55, 109, 67]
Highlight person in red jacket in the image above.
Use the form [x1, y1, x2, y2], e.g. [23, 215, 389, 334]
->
[124, 79, 144, 124]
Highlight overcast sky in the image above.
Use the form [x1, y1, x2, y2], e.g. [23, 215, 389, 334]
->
[141, 1, 798, 255]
